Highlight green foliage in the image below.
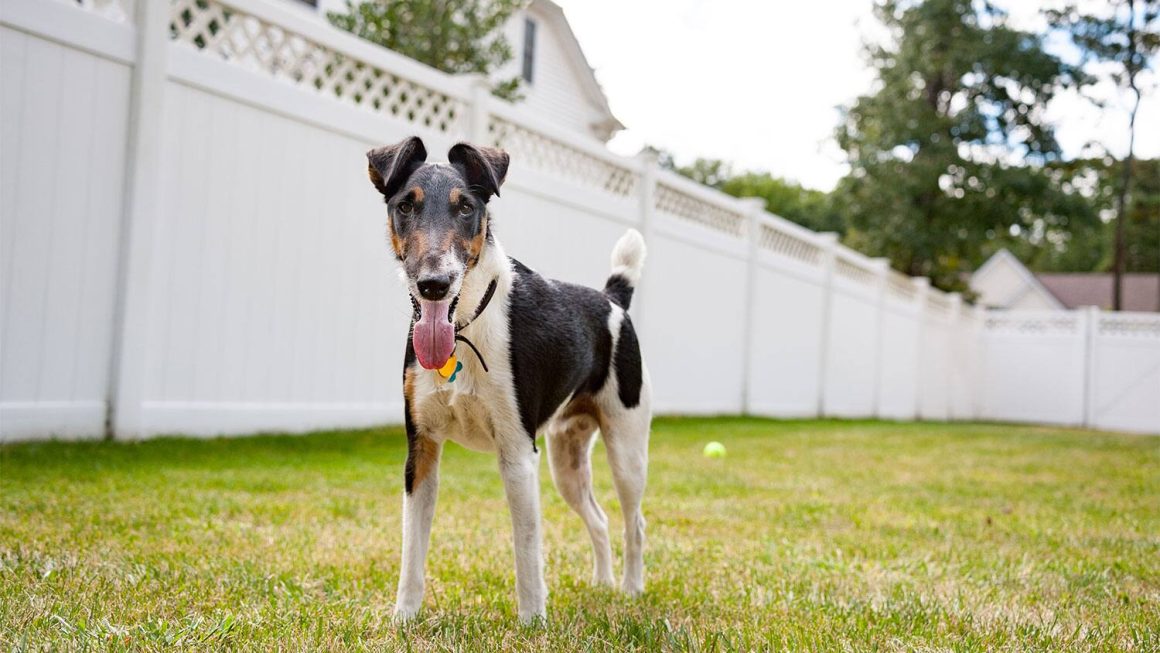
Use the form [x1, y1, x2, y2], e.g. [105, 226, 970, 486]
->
[720, 173, 847, 235]
[328, 0, 527, 101]
[835, 0, 1097, 290]
[654, 151, 846, 235]
[1046, 1, 1160, 97]
[1046, 1, 1159, 303]
[1119, 158, 1160, 272]
[1010, 158, 1160, 273]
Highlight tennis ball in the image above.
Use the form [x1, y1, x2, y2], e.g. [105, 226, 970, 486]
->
[703, 441, 726, 458]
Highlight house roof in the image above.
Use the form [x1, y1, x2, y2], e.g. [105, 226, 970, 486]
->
[530, 0, 624, 138]
[971, 249, 1065, 310]
[1036, 273, 1160, 312]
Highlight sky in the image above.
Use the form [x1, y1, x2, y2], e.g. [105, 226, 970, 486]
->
[554, 0, 1159, 191]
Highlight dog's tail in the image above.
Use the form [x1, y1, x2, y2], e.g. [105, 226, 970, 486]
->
[604, 229, 647, 309]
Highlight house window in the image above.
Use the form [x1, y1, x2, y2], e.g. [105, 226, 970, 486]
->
[522, 18, 537, 84]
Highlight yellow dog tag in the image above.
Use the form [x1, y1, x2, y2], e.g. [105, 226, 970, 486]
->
[437, 355, 462, 382]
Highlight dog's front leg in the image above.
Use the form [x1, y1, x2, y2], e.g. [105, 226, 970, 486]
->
[395, 434, 442, 621]
[498, 439, 548, 624]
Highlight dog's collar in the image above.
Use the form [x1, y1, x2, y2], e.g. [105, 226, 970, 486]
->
[455, 278, 498, 332]
[448, 277, 497, 375]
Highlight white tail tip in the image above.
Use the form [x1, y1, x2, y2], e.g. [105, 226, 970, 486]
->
[610, 229, 647, 285]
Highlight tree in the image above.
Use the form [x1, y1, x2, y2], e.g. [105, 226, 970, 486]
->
[328, 0, 527, 101]
[835, 0, 1096, 291]
[1047, 1, 1160, 308]
[719, 173, 847, 235]
[1019, 158, 1160, 275]
[653, 149, 847, 234]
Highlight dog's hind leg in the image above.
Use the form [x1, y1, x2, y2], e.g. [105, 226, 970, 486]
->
[546, 412, 614, 587]
[600, 388, 651, 596]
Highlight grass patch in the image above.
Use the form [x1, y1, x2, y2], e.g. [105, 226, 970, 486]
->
[2, 418, 1158, 651]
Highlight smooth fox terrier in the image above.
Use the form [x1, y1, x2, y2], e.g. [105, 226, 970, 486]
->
[365, 136, 652, 623]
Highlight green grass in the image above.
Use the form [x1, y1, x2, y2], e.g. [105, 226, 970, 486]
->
[2, 418, 1158, 651]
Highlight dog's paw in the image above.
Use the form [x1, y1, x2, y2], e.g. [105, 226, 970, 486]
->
[393, 603, 421, 623]
[592, 572, 616, 588]
[518, 611, 548, 628]
[620, 581, 644, 597]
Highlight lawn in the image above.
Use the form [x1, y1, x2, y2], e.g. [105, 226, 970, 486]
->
[1, 418, 1158, 651]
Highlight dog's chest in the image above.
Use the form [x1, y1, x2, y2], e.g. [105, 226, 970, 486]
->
[414, 368, 509, 453]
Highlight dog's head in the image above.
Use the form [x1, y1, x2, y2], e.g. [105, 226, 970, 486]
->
[366, 136, 509, 369]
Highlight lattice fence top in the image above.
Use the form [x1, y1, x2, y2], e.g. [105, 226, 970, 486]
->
[654, 183, 745, 237]
[487, 118, 638, 198]
[169, 0, 467, 134]
[927, 292, 955, 315]
[984, 313, 1081, 336]
[835, 257, 877, 286]
[887, 271, 917, 301]
[71, 0, 132, 22]
[757, 223, 821, 266]
[1098, 314, 1160, 338]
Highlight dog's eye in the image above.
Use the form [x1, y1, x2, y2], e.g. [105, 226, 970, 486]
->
[458, 203, 474, 217]
[397, 201, 414, 216]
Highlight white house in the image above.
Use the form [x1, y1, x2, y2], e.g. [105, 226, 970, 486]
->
[970, 249, 1065, 310]
[301, 0, 622, 142]
[971, 249, 1160, 311]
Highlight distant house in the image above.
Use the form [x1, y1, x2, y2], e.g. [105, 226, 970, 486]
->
[970, 250, 1159, 312]
[301, 0, 623, 143]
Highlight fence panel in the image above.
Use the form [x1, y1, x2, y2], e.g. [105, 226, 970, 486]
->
[0, 12, 133, 440]
[1089, 313, 1160, 433]
[3, 0, 1156, 440]
[979, 311, 1088, 426]
[877, 277, 923, 419]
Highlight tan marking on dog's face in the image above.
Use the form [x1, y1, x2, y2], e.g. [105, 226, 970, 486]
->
[388, 222, 405, 259]
[448, 188, 461, 205]
[466, 212, 488, 268]
[410, 186, 424, 203]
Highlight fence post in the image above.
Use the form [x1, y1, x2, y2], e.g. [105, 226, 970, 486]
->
[814, 233, 839, 417]
[108, 0, 170, 440]
[466, 74, 491, 144]
[633, 149, 660, 331]
[972, 303, 987, 419]
[911, 277, 930, 421]
[947, 292, 963, 420]
[738, 198, 765, 416]
[869, 258, 890, 419]
[1082, 305, 1099, 428]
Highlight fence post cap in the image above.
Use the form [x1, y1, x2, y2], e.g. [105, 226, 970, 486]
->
[460, 73, 492, 90]
[635, 147, 662, 166]
[737, 197, 766, 212]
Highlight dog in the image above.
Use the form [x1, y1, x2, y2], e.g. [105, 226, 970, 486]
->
[365, 136, 652, 623]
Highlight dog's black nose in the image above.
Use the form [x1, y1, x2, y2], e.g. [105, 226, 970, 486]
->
[417, 275, 452, 301]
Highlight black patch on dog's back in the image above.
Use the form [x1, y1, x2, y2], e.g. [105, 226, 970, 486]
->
[603, 274, 634, 309]
[508, 259, 613, 442]
[615, 315, 643, 408]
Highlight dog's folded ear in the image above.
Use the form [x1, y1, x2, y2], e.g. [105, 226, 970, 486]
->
[367, 136, 428, 198]
[448, 143, 510, 201]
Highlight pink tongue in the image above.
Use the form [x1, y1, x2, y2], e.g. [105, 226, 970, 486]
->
[413, 299, 456, 369]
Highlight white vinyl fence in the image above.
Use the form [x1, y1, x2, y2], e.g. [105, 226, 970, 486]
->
[2, 0, 1158, 441]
